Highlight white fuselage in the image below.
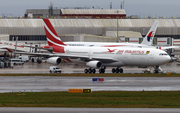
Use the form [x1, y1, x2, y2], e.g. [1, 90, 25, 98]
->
[54, 46, 171, 67]
[65, 41, 148, 47]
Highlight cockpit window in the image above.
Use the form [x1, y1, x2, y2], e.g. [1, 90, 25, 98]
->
[159, 53, 168, 56]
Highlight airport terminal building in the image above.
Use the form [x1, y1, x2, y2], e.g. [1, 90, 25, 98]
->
[1, 9, 180, 55]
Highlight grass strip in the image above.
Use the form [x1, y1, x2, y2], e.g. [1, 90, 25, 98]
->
[0, 73, 180, 77]
[0, 91, 180, 108]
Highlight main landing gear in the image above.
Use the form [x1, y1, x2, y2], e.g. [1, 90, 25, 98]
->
[112, 67, 123, 73]
[84, 68, 96, 73]
[84, 67, 124, 74]
[99, 66, 106, 73]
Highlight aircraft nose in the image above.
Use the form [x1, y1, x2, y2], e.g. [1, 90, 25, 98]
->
[166, 55, 171, 62]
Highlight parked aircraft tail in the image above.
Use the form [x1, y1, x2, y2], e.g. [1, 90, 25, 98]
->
[43, 19, 66, 46]
[141, 21, 159, 46]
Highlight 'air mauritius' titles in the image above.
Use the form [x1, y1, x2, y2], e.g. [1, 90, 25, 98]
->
[117, 50, 145, 54]
[103, 48, 148, 54]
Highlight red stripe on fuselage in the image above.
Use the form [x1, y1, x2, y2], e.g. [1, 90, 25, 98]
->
[157, 41, 166, 42]
[14, 45, 24, 48]
[129, 41, 139, 42]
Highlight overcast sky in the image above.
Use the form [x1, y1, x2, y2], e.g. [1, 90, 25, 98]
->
[0, 0, 179, 17]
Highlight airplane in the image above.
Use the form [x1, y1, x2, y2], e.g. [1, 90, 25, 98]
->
[46, 19, 159, 48]
[0, 38, 35, 52]
[10, 19, 171, 74]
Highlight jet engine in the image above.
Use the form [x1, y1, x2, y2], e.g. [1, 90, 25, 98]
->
[86, 61, 102, 69]
[47, 57, 62, 65]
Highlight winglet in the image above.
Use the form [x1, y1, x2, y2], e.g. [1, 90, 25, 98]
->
[141, 21, 159, 46]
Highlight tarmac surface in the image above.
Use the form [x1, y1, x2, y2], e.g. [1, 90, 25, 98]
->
[0, 62, 180, 112]
[0, 62, 180, 93]
[0, 61, 179, 74]
[0, 108, 180, 113]
[0, 76, 180, 93]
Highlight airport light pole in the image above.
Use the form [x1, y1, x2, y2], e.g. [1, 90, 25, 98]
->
[14, 37, 18, 58]
[115, 10, 120, 43]
[37, 42, 41, 53]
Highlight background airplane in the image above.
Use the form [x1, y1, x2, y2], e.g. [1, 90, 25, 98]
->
[45, 19, 159, 48]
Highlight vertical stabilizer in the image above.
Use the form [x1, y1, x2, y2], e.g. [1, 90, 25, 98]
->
[43, 19, 66, 46]
[141, 21, 159, 46]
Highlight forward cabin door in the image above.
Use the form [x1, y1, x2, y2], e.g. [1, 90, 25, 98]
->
[147, 50, 154, 65]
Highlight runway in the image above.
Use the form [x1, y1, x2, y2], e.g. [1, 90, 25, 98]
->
[0, 76, 180, 93]
[0, 108, 180, 113]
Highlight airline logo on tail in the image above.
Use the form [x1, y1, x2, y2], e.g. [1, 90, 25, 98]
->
[141, 21, 159, 46]
[43, 19, 66, 46]
[147, 31, 155, 42]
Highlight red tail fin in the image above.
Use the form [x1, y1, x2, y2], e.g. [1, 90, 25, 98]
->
[43, 19, 66, 46]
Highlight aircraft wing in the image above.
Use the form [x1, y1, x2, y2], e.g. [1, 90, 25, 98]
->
[15, 52, 52, 57]
[0, 46, 8, 48]
[22, 45, 53, 51]
[15, 52, 118, 63]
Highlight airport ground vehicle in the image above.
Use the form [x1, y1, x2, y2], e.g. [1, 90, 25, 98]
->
[18, 56, 29, 62]
[9, 58, 24, 65]
[49, 66, 61, 73]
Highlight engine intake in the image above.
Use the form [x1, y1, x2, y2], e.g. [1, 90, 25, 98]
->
[86, 61, 102, 69]
[47, 57, 62, 65]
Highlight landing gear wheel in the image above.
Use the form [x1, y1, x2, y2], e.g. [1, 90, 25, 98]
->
[32, 58, 34, 63]
[154, 66, 159, 73]
[92, 69, 96, 73]
[102, 66, 106, 70]
[112, 68, 116, 73]
[99, 68, 105, 73]
[84, 69, 89, 73]
[116, 68, 120, 73]
[89, 68, 92, 73]
[119, 68, 123, 73]
[154, 70, 159, 73]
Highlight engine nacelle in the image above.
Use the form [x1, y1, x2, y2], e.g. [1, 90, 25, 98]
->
[86, 61, 102, 69]
[47, 57, 62, 65]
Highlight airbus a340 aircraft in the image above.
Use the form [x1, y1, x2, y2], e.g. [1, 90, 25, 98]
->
[12, 19, 171, 74]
